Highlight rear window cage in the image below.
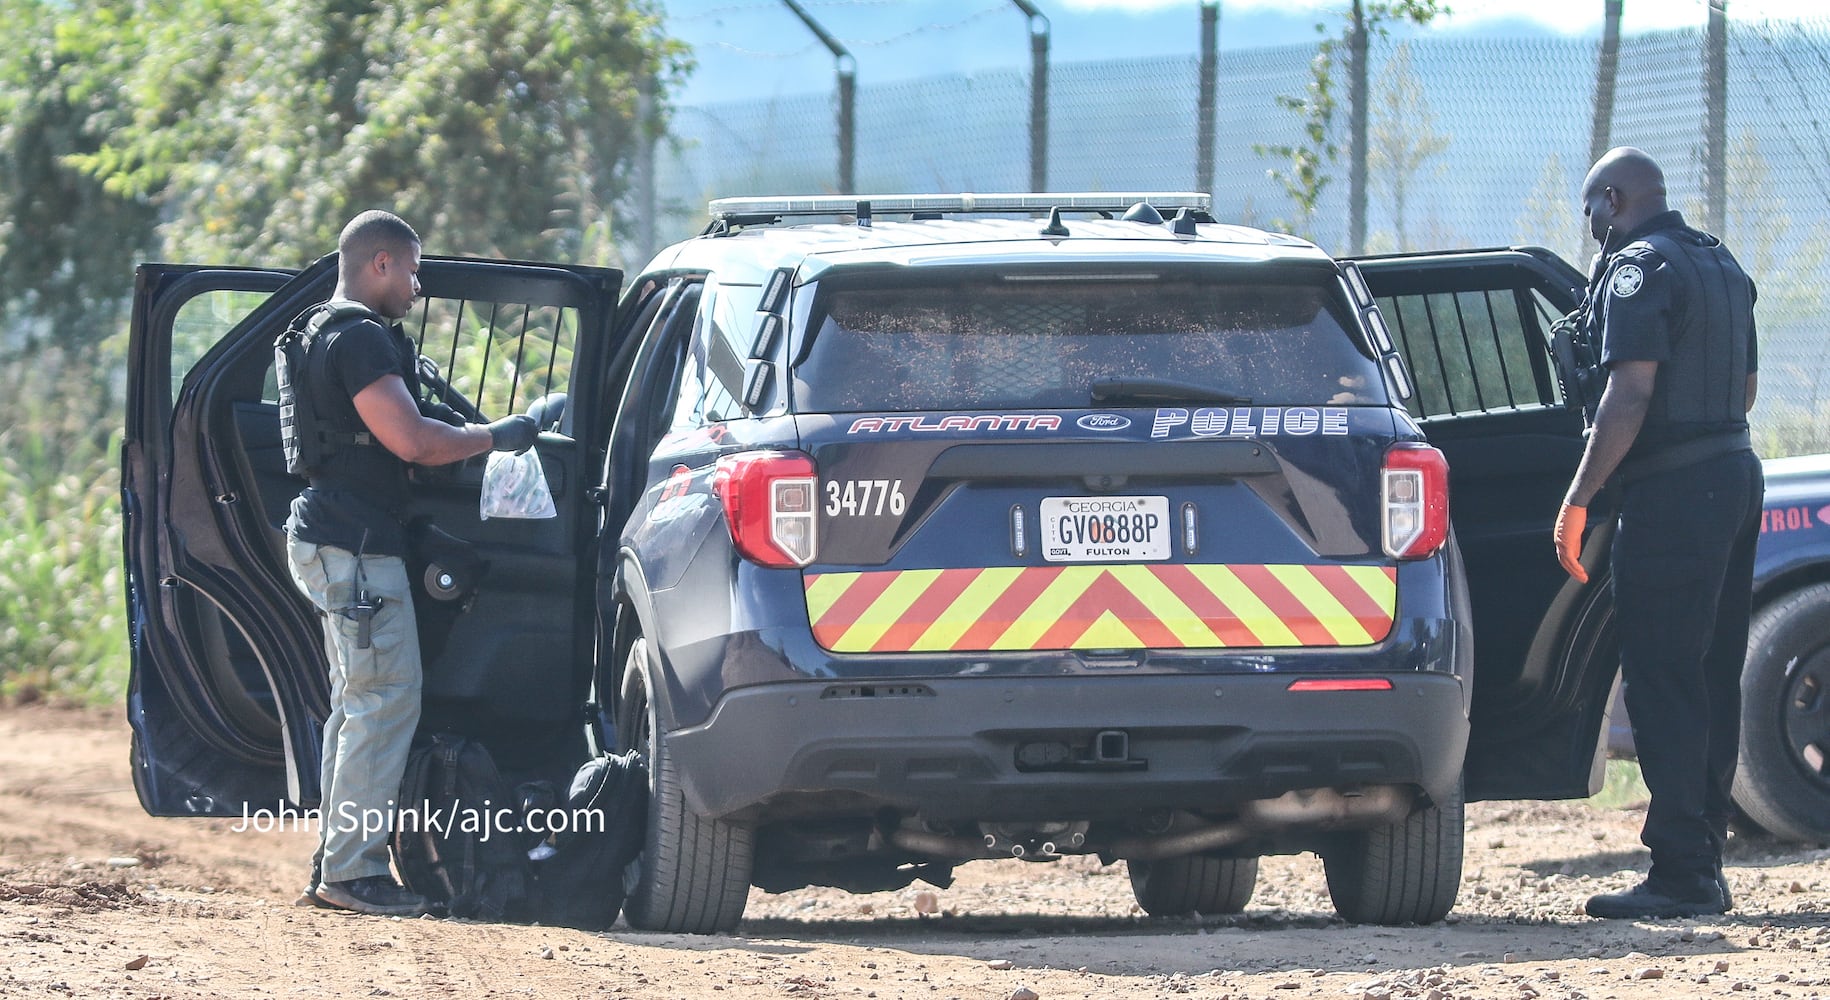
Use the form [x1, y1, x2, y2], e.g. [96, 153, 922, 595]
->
[406, 296, 580, 420]
[1378, 285, 1562, 420]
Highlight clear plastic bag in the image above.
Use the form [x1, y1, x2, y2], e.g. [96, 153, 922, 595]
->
[480, 449, 557, 520]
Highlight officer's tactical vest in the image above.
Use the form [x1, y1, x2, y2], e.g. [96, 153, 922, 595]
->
[274, 300, 386, 477]
[1622, 228, 1755, 430]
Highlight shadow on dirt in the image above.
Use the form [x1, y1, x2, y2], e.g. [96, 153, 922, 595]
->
[710, 905, 1830, 980]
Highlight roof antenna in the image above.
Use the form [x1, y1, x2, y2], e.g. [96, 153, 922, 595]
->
[1170, 207, 1199, 236]
[1121, 201, 1164, 225]
[1040, 206, 1070, 237]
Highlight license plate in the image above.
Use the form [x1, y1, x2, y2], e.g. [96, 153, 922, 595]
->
[1040, 496, 1171, 562]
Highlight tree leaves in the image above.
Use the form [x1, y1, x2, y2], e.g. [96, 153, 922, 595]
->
[0, 0, 687, 358]
[1254, 0, 1448, 240]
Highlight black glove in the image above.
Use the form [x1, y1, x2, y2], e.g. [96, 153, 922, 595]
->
[486, 414, 538, 454]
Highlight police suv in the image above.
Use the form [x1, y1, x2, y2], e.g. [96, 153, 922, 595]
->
[124, 193, 1830, 934]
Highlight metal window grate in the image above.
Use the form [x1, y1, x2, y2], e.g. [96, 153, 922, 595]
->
[1381, 289, 1556, 420]
[407, 296, 578, 420]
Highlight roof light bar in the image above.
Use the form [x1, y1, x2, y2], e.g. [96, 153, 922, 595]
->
[708, 191, 1212, 222]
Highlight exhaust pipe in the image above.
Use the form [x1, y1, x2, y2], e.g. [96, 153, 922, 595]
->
[888, 828, 1005, 860]
[1109, 786, 1412, 862]
[888, 787, 1413, 863]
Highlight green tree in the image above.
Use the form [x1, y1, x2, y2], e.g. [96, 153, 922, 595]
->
[0, 0, 687, 703]
[71, 0, 686, 268]
[0, 0, 165, 361]
[1255, 1, 1447, 240]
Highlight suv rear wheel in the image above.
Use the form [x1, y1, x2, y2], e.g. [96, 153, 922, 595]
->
[1733, 583, 1830, 842]
[618, 635, 754, 933]
[1322, 781, 1463, 925]
[1127, 853, 1258, 917]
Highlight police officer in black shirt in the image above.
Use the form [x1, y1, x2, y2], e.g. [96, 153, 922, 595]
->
[285, 210, 536, 916]
[1553, 148, 1762, 919]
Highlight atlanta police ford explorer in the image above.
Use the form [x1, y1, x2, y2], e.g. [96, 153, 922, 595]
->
[124, 193, 1830, 935]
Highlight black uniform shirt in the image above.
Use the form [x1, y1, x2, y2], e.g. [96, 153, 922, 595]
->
[286, 316, 416, 557]
[1594, 211, 1757, 461]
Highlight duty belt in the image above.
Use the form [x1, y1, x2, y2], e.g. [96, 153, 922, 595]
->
[1616, 429, 1752, 486]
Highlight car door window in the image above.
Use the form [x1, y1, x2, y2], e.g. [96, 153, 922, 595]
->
[634, 281, 703, 454]
[1378, 286, 1562, 420]
[668, 279, 760, 431]
[171, 289, 273, 404]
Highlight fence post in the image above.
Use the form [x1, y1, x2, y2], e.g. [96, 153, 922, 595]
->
[1705, 0, 1728, 234]
[839, 65, 856, 195]
[1013, 1, 1050, 193]
[1589, 0, 1623, 166]
[781, 0, 855, 194]
[1348, 0, 1368, 255]
[1198, 2, 1218, 196]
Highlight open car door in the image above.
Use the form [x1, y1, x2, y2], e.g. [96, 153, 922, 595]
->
[124, 255, 623, 816]
[1352, 247, 1619, 802]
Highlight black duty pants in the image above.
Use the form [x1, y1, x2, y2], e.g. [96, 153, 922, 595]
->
[1611, 447, 1764, 884]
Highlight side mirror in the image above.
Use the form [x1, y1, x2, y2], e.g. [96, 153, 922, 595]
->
[526, 392, 568, 431]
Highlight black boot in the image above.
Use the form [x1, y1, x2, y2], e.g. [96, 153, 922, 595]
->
[315, 876, 429, 917]
[1586, 875, 1726, 919]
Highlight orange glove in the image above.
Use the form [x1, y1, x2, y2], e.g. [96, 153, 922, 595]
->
[1554, 503, 1589, 583]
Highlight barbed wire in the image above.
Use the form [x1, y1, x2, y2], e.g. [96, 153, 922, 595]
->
[848, 4, 1009, 48]
[644, 13, 1830, 422]
[1732, 20, 1830, 204]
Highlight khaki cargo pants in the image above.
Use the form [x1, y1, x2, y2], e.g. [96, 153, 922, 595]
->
[286, 535, 421, 884]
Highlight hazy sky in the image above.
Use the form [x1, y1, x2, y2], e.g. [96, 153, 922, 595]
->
[1062, 0, 1822, 32]
[664, 0, 1825, 105]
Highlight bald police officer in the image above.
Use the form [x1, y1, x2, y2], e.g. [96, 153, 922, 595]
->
[1554, 148, 1762, 919]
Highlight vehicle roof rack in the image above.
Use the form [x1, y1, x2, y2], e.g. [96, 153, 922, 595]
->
[705, 192, 1213, 231]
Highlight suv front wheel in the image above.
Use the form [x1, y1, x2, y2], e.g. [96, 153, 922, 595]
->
[618, 634, 754, 933]
[1322, 780, 1463, 925]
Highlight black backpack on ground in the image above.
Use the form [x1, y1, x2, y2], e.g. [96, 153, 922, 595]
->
[392, 733, 528, 920]
[523, 750, 649, 930]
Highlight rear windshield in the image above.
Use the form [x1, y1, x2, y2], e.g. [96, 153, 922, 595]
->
[792, 270, 1387, 413]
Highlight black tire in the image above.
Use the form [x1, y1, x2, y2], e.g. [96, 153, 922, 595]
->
[617, 636, 753, 933]
[1127, 854, 1258, 917]
[1733, 583, 1830, 843]
[1322, 782, 1463, 925]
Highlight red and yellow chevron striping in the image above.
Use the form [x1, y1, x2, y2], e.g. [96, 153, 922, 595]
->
[803, 563, 1398, 653]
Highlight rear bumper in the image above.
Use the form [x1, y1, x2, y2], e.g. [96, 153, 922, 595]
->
[667, 672, 1469, 823]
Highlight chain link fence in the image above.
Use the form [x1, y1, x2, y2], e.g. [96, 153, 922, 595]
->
[650, 13, 1830, 453]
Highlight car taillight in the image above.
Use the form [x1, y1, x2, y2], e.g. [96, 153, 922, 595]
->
[1382, 442, 1449, 560]
[713, 450, 818, 568]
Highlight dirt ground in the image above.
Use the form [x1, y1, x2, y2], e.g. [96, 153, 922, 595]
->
[2, 705, 1827, 1000]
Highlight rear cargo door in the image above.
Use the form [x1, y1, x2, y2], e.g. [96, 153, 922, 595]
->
[791, 262, 1406, 666]
[124, 256, 623, 816]
[1351, 247, 1608, 801]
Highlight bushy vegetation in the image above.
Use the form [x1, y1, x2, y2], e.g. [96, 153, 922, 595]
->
[1587, 760, 1651, 812]
[0, 0, 683, 703]
[0, 368, 126, 704]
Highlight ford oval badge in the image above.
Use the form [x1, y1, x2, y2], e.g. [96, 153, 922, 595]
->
[1077, 413, 1131, 432]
